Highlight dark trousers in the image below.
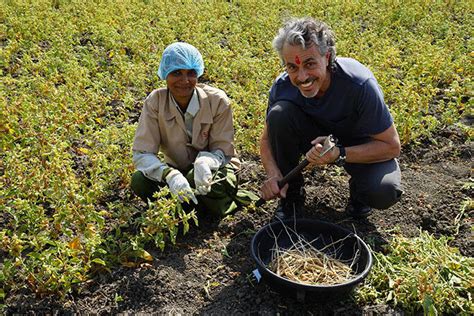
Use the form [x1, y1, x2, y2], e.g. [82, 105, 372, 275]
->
[267, 101, 402, 209]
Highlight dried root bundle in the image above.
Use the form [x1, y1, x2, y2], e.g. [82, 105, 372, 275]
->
[266, 222, 359, 286]
[269, 245, 355, 285]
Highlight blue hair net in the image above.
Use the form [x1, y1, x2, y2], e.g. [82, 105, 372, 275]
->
[157, 42, 204, 80]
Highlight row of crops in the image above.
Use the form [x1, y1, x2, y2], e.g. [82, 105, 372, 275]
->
[1, 0, 472, 313]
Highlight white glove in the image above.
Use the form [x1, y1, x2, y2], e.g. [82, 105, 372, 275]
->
[193, 151, 222, 195]
[165, 169, 198, 204]
[133, 151, 168, 182]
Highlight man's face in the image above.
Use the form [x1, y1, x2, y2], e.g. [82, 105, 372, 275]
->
[166, 69, 198, 105]
[281, 43, 331, 98]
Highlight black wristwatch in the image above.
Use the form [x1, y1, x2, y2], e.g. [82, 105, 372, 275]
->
[334, 144, 346, 166]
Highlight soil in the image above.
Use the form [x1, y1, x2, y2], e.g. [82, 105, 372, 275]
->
[5, 126, 473, 315]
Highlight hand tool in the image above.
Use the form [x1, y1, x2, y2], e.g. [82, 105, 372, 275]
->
[255, 135, 337, 207]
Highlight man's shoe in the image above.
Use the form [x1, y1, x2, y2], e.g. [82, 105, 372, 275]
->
[273, 199, 304, 221]
[346, 198, 372, 218]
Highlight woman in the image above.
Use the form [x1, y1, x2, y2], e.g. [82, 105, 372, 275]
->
[131, 42, 254, 217]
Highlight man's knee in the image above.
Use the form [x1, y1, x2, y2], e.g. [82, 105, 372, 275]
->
[267, 101, 296, 127]
[362, 183, 403, 209]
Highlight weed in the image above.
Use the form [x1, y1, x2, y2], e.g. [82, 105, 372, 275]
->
[356, 230, 474, 315]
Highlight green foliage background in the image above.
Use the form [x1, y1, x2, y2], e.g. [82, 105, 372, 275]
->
[0, 0, 472, 312]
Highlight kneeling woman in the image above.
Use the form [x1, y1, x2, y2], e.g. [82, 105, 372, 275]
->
[131, 42, 253, 217]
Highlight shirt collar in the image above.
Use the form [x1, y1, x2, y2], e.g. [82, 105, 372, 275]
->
[170, 89, 200, 117]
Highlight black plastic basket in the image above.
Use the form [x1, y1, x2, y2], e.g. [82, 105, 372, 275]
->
[250, 219, 372, 302]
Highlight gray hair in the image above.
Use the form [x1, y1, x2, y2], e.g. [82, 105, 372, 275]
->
[273, 17, 336, 71]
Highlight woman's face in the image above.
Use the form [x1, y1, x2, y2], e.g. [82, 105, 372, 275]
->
[166, 69, 198, 106]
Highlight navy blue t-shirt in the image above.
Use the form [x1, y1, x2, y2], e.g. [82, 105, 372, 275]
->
[267, 57, 393, 146]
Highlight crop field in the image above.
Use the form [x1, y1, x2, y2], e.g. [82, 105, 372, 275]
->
[1, 0, 473, 314]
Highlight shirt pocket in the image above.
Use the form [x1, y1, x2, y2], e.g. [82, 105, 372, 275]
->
[192, 123, 211, 151]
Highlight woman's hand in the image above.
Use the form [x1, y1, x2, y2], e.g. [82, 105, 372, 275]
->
[165, 169, 198, 204]
[193, 151, 221, 195]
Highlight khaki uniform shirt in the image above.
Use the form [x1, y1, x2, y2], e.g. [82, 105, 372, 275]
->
[133, 84, 239, 171]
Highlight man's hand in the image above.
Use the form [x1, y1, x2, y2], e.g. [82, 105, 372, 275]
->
[260, 175, 289, 201]
[165, 169, 198, 204]
[193, 151, 221, 195]
[305, 135, 338, 166]
[259, 124, 288, 201]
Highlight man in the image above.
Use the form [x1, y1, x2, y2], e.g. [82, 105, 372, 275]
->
[260, 17, 402, 220]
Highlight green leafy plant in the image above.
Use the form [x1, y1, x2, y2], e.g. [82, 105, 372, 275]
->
[357, 230, 474, 315]
[138, 188, 198, 251]
[1, 0, 472, 307]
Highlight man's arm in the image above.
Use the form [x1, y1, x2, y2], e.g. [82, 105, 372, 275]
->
[259, 123, 289, 200]
[306, 123, 401, 165]
[345, 124, 401, 163]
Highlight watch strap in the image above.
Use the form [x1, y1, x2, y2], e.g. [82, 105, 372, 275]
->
[335, 144, 346, 166]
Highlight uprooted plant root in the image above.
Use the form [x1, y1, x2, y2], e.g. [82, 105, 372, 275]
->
[268, 246, 355, 286]
[267, 222, 358, 286]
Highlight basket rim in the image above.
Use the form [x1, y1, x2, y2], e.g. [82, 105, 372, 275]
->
[250, 218, 373, 289]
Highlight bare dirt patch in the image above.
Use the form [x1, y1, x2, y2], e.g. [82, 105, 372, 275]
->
[5, 127, 472, 314]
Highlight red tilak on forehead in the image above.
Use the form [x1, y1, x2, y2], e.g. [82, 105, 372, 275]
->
[295, 55, 301, 64]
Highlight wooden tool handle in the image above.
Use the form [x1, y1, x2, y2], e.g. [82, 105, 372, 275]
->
[255, 159, 309, 207]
